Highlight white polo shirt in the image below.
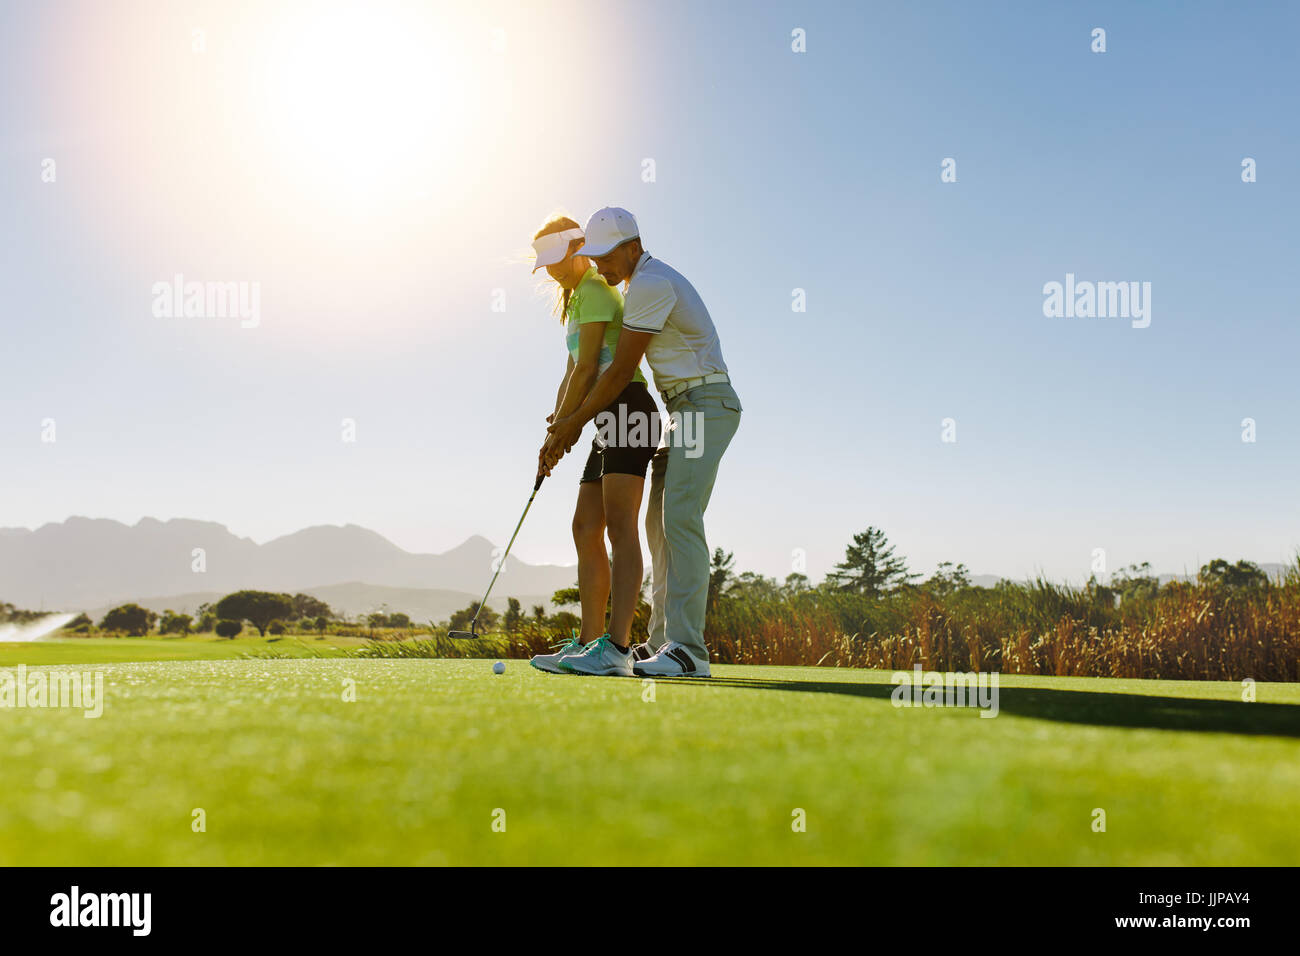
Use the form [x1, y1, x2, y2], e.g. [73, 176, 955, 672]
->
[620, 252, 729, 394]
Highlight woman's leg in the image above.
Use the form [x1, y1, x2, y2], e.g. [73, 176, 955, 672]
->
[601, 473, 646, 649]
[572, 480, 609, 643]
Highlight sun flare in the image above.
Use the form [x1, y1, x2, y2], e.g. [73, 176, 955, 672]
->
[258, 4, 469, 206]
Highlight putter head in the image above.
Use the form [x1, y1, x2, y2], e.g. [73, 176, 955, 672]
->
[447, 630, 478, 640]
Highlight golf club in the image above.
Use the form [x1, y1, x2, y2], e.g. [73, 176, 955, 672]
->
[447, 473, 545, 639]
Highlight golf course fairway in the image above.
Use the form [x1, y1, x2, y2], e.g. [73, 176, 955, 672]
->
[2, 657, 1297, 865]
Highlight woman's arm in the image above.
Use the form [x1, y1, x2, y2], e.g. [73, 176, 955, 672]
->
[549, 355, 575, 423]
[553, 322, 606, 422]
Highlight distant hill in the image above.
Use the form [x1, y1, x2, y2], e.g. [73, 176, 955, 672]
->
[0, 517, 577, 614]
[4, 516, 1291, 618]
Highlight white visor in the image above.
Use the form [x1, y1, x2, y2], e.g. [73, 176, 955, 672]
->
[531, 228, 584, 272]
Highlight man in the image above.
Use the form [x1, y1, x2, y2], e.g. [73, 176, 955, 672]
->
[541, 207, 741, 678]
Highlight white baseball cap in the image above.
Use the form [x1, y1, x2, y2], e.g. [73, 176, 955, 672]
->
[531, 227, 584, 272]
[577, 207, 639, 257]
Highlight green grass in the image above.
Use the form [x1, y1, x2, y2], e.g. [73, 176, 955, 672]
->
[1, 652, 1297, 865]
[0, 634, 356, 666]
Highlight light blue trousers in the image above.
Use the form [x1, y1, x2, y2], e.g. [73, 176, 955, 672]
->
[644, 382, 742, 662]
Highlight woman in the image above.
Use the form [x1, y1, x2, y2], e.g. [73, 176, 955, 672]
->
[527, 214, 659, 677]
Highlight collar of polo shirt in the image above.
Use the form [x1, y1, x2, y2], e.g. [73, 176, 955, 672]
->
[630, 250, 652, 279]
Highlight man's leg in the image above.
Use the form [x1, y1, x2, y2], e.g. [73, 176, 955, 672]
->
[661, 387, 741, 663]
[644, 447, 669, 651]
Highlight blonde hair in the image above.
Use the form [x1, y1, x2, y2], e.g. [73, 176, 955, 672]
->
[534, 214, 584, 321]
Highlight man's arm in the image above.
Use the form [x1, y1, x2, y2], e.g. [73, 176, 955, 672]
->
[541, 271, 673, 473]
[538, 327, 606, 479]
[567, 270, 673, 424]
[540, 329, 652, 473]
[569, 329, 652, 427]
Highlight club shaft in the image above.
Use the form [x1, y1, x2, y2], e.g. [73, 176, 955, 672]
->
[471, 484, 540, 628]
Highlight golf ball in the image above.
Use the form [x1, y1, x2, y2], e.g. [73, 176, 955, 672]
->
[492, 661, 505, 674]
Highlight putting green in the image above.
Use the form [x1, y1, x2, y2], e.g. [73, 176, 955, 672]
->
[1, 659, 1296, 865]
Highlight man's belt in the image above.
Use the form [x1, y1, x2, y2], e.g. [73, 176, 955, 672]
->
[661, 372, 730, 402]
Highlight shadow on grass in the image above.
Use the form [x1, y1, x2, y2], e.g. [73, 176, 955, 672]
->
[655, 676, 1300, 739]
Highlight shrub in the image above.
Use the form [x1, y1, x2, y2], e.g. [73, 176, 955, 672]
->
[99, 604, 157, 637]
[697, 568, 1300, 681]
[215, 619, 242, 639]
[213, 591, 293, 636]
[159, 611, 193, 635]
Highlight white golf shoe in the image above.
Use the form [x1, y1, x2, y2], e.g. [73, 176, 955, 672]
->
[529, 632, 585, 674]
[558, 635, 634, 677]
[632, 641, 711, 678]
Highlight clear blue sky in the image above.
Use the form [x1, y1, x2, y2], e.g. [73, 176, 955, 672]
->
[2, 0, 1297, 585]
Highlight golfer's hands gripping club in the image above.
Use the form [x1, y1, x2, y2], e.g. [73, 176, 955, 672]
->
[538, 414, 581, 478]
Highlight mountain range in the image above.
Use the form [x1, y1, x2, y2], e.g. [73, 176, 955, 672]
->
[0, 517, 577, 620]
[1, 517, 1289, 622]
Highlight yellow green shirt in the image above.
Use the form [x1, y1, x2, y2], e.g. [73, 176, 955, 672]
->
[565, 267, 647, 384]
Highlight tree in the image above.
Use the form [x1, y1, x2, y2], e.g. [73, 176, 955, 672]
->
[1199, 559, 1268, 592]
[1111, 562, 1159, 605]
[782, 572, 811, 596]
[708, 548, 736, 609]
[550, 610, 581, 633]
[360, 610, 411, 630]
[826, 527, 918, 596]
[213, 591, 295, 637]
[100, 603, 157, 637]
[551, 586, 581, 607]
[449, 602, 499, 633]
[268, 619, 287, 635]
[729, 571, 780, 601]
[532, 605, 546, 622]
[503, 597, 523, 633]
[314, 615, 329, 637]
[0, 601, 43, 625]
[291, 593, 332, 621]
[159, 610, 193, 635]
[215, 619, 242, 639]
[924, 561, 972, 597]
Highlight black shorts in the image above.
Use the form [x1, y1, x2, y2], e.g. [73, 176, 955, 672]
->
[579, 380, 661, 484]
